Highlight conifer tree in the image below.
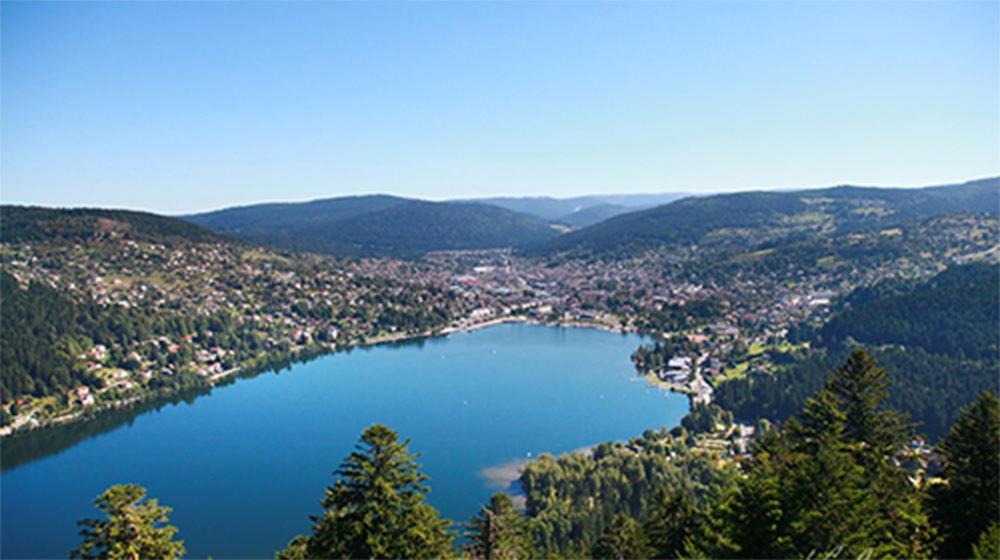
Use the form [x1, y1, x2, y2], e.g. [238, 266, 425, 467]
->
[464, 493, 534, 560]
[590, 514, 652, 560]
[930, 391, 1000, 559]
[972, 522, 1000, 560]
[822, 348, 932, 557]
[283, 424, 454, 559]
[688, 351, 927, 558]
[721, 465, 793, 559]
[70, 484, 185, 560]
[785, 390, 879, 557]
[643, 487, 697, 559]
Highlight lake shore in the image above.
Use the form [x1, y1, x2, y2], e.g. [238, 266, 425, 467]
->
[1, 315, 631, 438]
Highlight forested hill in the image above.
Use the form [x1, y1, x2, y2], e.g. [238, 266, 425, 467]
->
[183, 195, 407, 236]
[523, 177, 1000, 258]
[818, 262, 999, 359]
[1, 206, 228, 245]
[185, 197, 560, 258]
[715, 263, 1000, 440]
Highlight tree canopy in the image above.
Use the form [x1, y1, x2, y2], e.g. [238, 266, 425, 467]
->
[70, 484, 184, 560]
[280, 423, 454, 559]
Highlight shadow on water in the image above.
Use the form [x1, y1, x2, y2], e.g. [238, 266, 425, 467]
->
[1, 387, 210, 472]
[1, 335, 438, 472]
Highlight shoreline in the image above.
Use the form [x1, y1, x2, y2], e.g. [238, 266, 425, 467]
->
[1, 315, 633, 439]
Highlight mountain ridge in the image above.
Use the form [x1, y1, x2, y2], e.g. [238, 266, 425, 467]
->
[184, 196, 560, 258]
[522, 177, 1000, 258]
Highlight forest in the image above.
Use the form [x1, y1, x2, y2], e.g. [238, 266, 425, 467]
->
[714, 264, 999, 441]
[0, 271, 208, 407]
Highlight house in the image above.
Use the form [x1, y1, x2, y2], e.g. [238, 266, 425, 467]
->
[88, 345, 108, 360]
[73, 387, 96, 406]
[668, 356, 693, 370]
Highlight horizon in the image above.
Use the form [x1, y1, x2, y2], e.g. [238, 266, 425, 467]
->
[1, 174, 996, 216]
[2, 2, 998, 214]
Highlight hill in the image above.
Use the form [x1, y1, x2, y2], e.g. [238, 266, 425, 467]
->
[818, 262, 999, 359]
[185, 197, 560, 258]
[714, 263, 1000, 440]
[524, 178, 1000, 258]
[1, 206, 228, 245]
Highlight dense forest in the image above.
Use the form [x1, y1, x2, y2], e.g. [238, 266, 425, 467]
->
[519, 430, 723, 556]
[818, 263, 999, 359]
[71, 352, 1000, 559]
[0, 271, 207, 406]
[715, 264, 999, 441]
[187, 197, 560, 258]
[1, 206, 227, 245]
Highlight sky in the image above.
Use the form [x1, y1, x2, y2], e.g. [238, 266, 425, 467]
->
[1, 1, 998, 214]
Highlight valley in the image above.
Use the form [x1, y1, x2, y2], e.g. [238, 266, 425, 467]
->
[1, 179, 997, 559]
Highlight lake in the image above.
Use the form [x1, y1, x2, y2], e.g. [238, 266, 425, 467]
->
[1, 323, 689, 558]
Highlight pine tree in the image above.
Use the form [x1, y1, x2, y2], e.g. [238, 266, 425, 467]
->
[822, 348, 932, 557]
[826, 348, 910, 455]
[643, 487, 697, 559]
[464, 493, 534, 560]
[972, 522, 1000, 560]
[70, 484, 185, 560]
[780, 391, 877, 557]
[590, 514, 652, 560]
[693, 351, 925, 559]
[287, 424, 454, 559]
[931, 391, 1000, 559]
[723, 465, 793, 559]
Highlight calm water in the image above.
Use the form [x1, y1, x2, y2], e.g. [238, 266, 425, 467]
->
[1, 323, 688, 558]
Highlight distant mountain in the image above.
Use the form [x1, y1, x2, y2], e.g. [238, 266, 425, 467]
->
[185, 197, 560, 258]
[556, 203, 631, 228]
[184, 195, 407, 237]
[1, 206, 228, 245]
[471, 193, 688, 225]
[523, 178, 1000, 258]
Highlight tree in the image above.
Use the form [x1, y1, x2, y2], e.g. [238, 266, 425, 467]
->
[823, 348, 931, 557]
[283, 424, 454, 559]
[972, 522, 1000, 560]
[931, 391, 1000, 559]
[826, 348, 909, 455]
[643, 487, 697, 559]
[687, 351, 928, 558]
[783, 390, 878, 557]
[465, 493, 534, 560]
[70, 484, 184, 560]
[590, 514, 652, 560]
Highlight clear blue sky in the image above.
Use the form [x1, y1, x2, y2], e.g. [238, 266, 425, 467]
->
[2, 1, 997, 214]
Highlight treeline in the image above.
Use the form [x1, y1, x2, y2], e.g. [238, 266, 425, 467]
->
[68, 351, 1000, 559]
[716, 263, 1000, 441]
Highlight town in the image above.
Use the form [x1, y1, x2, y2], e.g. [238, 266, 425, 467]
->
[2, 210, 994, 442]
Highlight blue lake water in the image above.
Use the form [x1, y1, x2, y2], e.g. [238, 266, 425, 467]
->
[1, 323, 688, 558]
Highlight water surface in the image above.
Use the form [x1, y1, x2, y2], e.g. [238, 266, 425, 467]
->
[1, 323, 688, 558]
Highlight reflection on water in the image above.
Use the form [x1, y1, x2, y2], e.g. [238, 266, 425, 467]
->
[1, 335, 436, 471]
